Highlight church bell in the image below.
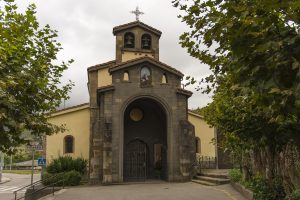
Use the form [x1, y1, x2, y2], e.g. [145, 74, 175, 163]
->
[126, 38, 133, 46]
[143, 40, 149, 48]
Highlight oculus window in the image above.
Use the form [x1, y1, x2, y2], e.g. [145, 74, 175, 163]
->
[130, 108, 143, 122]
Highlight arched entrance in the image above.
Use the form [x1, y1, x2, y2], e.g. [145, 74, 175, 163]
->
[123, 97, 167, 181]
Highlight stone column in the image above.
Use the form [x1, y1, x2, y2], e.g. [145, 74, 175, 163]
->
[103, 117, 113, 184]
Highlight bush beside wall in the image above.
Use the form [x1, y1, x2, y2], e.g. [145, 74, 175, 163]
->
[42, 156, 87, 186]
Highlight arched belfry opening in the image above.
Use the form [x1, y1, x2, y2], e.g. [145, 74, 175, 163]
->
[124, 32, 135, 48]
[141, 34, 151, 49]
[123, 97, 167, 181]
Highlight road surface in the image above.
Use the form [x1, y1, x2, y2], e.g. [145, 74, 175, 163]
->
[41, 182, 246, 200]
[0, 173, 40, 200]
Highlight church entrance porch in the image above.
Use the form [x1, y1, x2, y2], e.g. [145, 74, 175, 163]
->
[123, 98, 167, 181]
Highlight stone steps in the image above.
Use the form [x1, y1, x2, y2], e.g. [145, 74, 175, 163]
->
[199, 172, 228, 179]
[192, 179, 217, 186]
[193, 175, 230, 185]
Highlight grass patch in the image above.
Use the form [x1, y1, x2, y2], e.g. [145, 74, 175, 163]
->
[3, 170, 41, 175]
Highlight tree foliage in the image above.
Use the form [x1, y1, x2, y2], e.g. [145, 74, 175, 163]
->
[174, 0, 300, 195]
[0, 0, 73, 153]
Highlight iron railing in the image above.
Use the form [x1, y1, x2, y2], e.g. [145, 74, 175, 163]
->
[13, 172, 64, 200]
[197, 156, 217, 169]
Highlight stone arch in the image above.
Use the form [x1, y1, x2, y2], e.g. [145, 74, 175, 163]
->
[119, 94, 172, 181]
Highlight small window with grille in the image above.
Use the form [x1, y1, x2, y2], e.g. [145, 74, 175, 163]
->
[64, 135, 74, 154]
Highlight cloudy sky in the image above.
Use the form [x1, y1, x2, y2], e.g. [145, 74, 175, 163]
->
[16, 0, 212, 109]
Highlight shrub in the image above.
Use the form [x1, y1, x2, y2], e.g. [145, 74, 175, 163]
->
[42, 171, 81, 186]
[229, 169, 242, 182]
[46, 156, 87, 175]
[64, 170, 81, 186]
[72, 158, 88, 175]
[42, 172, 64, 186]
[286, 189, 300, 200]
[44, 156, 86, 187]
[249, 176, 286, 200]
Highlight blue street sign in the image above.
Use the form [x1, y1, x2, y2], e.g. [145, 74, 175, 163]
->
[38, 158, 46, 166]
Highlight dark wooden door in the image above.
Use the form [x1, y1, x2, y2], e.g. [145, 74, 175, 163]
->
[124, 139, 147, 181]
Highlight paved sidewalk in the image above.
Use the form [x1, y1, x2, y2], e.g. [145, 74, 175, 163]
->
[0, 177, 11, 184]
[40, 182, 246, 200]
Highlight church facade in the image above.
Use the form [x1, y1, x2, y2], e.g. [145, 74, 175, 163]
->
[46, 21, 217, 184]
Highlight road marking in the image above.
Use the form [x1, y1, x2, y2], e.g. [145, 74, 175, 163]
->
[0, 186, 27, 193]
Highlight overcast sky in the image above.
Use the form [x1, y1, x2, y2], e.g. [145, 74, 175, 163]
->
[16, 0, 212, 109]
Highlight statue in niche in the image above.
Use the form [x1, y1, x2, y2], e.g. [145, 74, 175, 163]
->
[140, 67, 151, 86]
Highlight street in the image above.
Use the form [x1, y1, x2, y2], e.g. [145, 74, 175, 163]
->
[0, 173, 40, 200]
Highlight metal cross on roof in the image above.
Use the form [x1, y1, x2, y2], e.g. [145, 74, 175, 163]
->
[131, 6, 144, 21]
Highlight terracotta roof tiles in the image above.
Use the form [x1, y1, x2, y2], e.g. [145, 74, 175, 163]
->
[87, 60, 116, 72]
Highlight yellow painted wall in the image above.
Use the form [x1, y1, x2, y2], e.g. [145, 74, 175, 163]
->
[46, 106, 215, 163]
[46, 106, 90, 164]
[98, 67, 112, 87]
[188, 112, 216, 157]
[122, 52, 154, 62]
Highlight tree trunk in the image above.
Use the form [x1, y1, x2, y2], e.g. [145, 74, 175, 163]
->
[265, 145, 275, 181]
[280, 143, 300, 195]
[252, 147, 265, 178]
[242, 152, 251, 181]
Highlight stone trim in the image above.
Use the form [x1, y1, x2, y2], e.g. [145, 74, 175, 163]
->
[121, 47, 154, 54]
[109, 57, 184, 77]
[176, 88, 193, 97]
[188, 110, 204, 119]
[97, 85, 115, 93]
[113, 21, 162, 37]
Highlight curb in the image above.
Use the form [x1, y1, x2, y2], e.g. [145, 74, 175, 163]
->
[230, 181, 253, 200]
[37, 189, 67, 200]
[0, 177, 11, 184]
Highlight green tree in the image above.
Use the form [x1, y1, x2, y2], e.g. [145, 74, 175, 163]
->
[0, 0, 73, 153]
[173, 0, 300, 195]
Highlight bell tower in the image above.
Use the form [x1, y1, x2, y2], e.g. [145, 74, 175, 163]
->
[113, 20, 162, 64]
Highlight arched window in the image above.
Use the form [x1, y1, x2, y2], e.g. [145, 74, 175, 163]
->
[124, 32, 135, 48]
[141, 34, 151, 49]
[140, 66, 151, 86]
[162, 73, 167, 84]
[64, 135, 74, 154]
[195, 137, 201, 154]
[123, 71, 129, 81]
